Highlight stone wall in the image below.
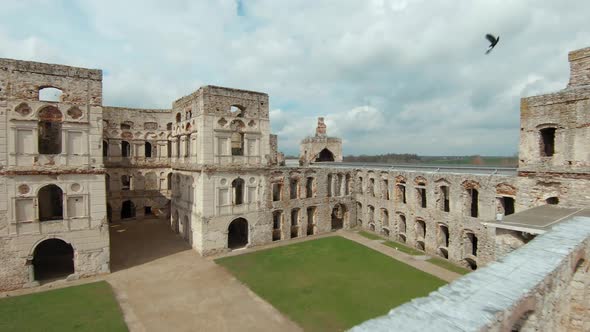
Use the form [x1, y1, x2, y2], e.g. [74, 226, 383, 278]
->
[0, 58, 108, 291]
[352, 169, 519, 267]
[351, 217, 590, 332]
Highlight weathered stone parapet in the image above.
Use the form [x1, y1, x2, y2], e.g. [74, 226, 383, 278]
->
[0, 58, 102, 81]
[351, 216, 590, 332]
[568, 46, 590, 87]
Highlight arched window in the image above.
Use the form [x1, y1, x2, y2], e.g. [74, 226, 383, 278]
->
[145, 142, 152, 158]
[398, 214, 406, 234]
[416, 219, 426, 239]
[121, 175, 131, 190]
[468, 188, 479, 217]
[230, 105, 244, 117]
[232, 178, 245, 205]
[38, 184, 63, 221]
[272, 210, 282, 241]
[176, 113, 181, 123]
[121, 141, 131, 157]
[38, 87, 63, 102]
[464, 232, 478, 257]
[331, 204, 346, 230]
[439, 185, 450, 212]
[38, 106, 63, 155]
[103, 140, 109, 157]
[438, 224, 449, 248]
[231, 132, 244, 156]
[166, 122, 172, 130]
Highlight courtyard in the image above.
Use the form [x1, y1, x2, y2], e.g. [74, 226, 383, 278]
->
[0, 281, 127, 332]
[216, 236, 447, 331]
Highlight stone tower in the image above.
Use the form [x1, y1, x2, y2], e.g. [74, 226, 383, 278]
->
[516, 46, 590, 208]
[300, 117, 343, 165]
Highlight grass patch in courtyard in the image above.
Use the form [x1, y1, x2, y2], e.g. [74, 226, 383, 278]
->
[427, 257, 471, 275]
[0, 281, 128, 332]
[216, 236, 446, 331]
[382, 240, 424, 256]
[358, 230, 383, 240]
[358, 230, 423, 256]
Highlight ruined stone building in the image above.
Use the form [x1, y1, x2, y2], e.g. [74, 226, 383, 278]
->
[0, 46, 589, 293]
[300, 117, 343, 165]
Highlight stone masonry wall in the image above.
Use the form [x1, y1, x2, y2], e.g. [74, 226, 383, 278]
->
[0, 58, 108, 291]
[351, 217, 590, 332]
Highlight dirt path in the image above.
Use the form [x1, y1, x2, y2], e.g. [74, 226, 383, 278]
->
[106, 220, 301, 332]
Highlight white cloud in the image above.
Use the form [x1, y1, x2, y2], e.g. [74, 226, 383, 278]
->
[1, 1, 589, 155]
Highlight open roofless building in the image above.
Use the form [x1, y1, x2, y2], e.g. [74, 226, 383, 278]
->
[0, 45, 589, 331]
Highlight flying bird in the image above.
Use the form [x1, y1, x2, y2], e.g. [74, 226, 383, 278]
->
[485, 34, 500, 54]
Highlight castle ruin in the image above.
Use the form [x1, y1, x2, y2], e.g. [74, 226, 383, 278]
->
[0, 46, 589, 329]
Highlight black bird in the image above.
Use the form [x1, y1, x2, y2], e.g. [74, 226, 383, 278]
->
[485, 34, 500, 54]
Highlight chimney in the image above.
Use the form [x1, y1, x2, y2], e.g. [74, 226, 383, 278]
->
[316, 117, 327, 137]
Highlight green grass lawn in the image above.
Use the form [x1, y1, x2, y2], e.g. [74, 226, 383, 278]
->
[358, 230, 424, 256]
[0, 281, 128, 332]
[427, 257, 471, 275]
[382, 240, 424, 256]
[216, 236, 446, 332]
[358, 230, 382, 240]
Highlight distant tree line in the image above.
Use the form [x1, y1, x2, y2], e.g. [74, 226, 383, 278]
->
[342, 154, 518, 166]
[343, 153, 421, 164]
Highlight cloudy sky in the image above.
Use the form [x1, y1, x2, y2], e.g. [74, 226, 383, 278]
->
[1, 1, 589, 156]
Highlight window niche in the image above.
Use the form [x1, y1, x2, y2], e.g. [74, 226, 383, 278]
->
[540, 127, 556, 157]
[38, 106, 63, 155]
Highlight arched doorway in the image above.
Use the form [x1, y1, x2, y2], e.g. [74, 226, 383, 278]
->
[331, 204, 346, 230]
[316, 148, 335, 162]
[228, 218, 248, 249]
[33, 239, 74, 281]
[121, 200, 135, 219]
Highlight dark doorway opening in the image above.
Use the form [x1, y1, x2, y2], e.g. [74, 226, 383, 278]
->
[33, 239, 74, 281]
[316, 148, 335, 162]
[121, 200, 136, 219]
[540, 128, 555, 157]
[500, 196, 515, 215]
[546, 197, 559, 205]
[331, 204, 346, 230]
[228, 218, 248, 249]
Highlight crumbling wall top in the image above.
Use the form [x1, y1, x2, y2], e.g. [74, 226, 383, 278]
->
[103, 106, 171, 114]
[568, 46, 590, 88]
[0, 58, 102, 81]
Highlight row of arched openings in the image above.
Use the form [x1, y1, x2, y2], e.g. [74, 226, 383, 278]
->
[103, 141, 155, 158]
